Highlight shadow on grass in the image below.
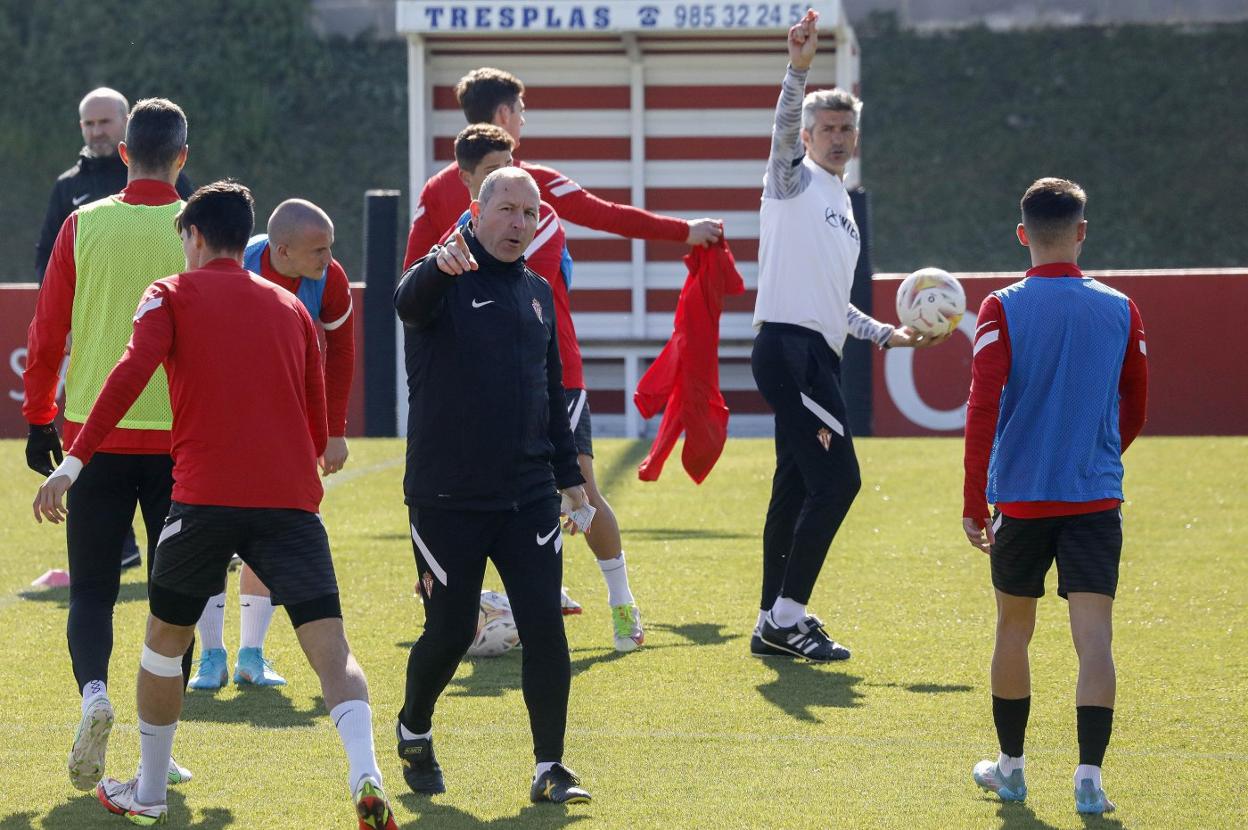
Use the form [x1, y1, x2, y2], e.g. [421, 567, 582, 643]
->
[647, 621, 742, 647]
[397, 795, 591, 829]
[755, 659, 864, 721]
[20, 581, 149, 607]
[991, 801, 1062, 830]
[181, 687, 325, 729]
[591, 439, 652, 494]
[864, 681, 975, 695]
[35, 790, 232, 829]
[1080, 813, 1127, 830]
[624, 527, 751, 541]
[365, 532, 412, 541]
[446, 650, 627, 699]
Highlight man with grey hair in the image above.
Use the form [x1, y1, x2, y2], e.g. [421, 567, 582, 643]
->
[749, 10, 946, 662]
[187, 197, 356, 692]
[394, 165, 593, 805]
[36, 88, 192, 280]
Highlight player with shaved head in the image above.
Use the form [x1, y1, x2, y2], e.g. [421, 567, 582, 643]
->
[185, 197, 356, 693]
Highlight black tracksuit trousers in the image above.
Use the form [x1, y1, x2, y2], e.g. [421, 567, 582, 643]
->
[751, 323, 863, 610]
[402, 494, 570, 762]
[65, 452, 193, 691]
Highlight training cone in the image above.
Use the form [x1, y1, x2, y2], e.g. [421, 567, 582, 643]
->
[31, 568, 70, 589]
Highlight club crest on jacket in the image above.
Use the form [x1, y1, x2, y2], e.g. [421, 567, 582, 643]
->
[532, 298, 543, 323]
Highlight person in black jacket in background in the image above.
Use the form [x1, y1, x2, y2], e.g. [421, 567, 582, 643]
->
[36, 88, 193, 280]
[394, 166, 593, 806]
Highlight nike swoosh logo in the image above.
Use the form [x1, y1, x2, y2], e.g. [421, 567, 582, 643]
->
[72, 193, 91, 206]
[471, 299, 494, 308]
[536, 525, 559, 546]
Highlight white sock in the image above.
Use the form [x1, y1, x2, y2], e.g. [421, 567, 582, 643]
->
[769, 597, 806, 628]
[755, 610, 768, 631]
[1074, 763, 1102, 789]
[597, 554, 634, 606]
[81, 680, 108, 714]
[534, 761, 557, 781]
[239, 594, 275, 650]
[331, 700, 382, 793]
[197, 592, 227, 652]
[136, 719, 177, 805]
[398, 722, 431, 741]
[998, 752, 1024, 775]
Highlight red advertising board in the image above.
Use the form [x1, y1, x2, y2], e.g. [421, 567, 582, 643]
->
[1, 284, 366, 440]
[871, 269, 1248, 436]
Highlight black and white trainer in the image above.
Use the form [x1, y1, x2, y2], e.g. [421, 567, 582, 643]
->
[750, 626, 792, 658]
[759, 614, 851, 662]
[396, 722, 445, 795]
[531, 763, 591, 804]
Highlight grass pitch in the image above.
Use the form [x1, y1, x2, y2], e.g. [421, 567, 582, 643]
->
[0, 436, 1243, 829]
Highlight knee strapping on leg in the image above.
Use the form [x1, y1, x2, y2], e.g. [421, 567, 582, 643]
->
[140, 646, 185, 678]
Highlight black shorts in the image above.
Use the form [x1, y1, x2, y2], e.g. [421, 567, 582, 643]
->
[564, 388, 593, 458]
[149, 501, 340, 626]
[990, 508, 1123, 599]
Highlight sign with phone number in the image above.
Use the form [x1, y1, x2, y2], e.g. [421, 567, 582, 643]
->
[402, 1, 831, 33]
[659, 3, 807, 28]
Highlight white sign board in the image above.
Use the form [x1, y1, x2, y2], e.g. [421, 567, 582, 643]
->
[397, 0, 845, 34]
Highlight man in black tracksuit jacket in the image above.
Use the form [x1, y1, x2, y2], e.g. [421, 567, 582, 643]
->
[393, 167, 592, 806]
[36, 87, 193, 280]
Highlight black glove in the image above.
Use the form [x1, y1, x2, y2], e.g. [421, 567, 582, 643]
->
[26, 422, 63, 476]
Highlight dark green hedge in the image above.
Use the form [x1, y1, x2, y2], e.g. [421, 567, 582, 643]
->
[0, 0, 408, 282]
[1, 4, 1243, 281]
[859, 15, 1248, 272]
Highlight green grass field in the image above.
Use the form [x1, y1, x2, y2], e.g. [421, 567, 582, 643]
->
[0, 437, 1243, 829]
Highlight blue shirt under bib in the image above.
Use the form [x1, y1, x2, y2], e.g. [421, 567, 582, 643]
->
[243, 234, 326, 321]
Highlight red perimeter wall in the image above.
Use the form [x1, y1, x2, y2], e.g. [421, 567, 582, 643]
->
[871, 270, 1248, 436]
[0, 284, 366, 439]
[4, 272, 1246, 439]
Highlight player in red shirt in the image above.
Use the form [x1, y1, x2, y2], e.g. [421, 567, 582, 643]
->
[403, 66, 723, 269]
[188, 198, 356, 691]
[33, 181, 398, 830]
[441, 123, 647, 651]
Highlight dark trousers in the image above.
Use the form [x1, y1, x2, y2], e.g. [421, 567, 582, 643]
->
[65, 452, 193, 691]
[402, 495, 569, 763]
[752, 324, 862, 609]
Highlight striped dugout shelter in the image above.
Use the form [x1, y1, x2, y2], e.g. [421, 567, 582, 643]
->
[396, 0, 862, 438]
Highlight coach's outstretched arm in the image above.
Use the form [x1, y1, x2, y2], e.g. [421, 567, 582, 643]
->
[394, 229, 477, 329]
[764, 9, 819, 202]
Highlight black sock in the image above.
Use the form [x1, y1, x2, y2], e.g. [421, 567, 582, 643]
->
[992, 695, 1031, 758]
[1077, 705, 1114, 767]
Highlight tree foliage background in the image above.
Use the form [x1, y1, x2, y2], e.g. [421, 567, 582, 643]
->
[0, 3, 1244, 281]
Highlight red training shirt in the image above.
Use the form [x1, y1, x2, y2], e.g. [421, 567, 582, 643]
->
[963, 263, 1148, 524]
[439, 201, 584, 389]
[24, 179, 181, 454]
[256, 245, 355, 436]
[405, 159, 689, 269]
[68, 258, 327, 512]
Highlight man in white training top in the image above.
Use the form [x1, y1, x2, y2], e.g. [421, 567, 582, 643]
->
[750, 9, 945, 662]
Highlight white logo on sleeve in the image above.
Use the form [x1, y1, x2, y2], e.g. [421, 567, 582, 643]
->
[536, 525, 560, 546]
[471, 298, 494, 308]
[72, 193, 91, 206]
[133, 297, 163, 322]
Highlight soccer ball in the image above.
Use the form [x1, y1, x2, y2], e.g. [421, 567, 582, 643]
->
[466, 590, 520, 658]
[895, 267, 966, 337]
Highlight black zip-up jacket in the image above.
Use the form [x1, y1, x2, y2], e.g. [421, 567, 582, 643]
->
[394, 225, 584, 510]
[35, 149, 193, 280]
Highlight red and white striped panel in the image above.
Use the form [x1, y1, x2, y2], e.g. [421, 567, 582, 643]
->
[426, 44, 848, 343]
